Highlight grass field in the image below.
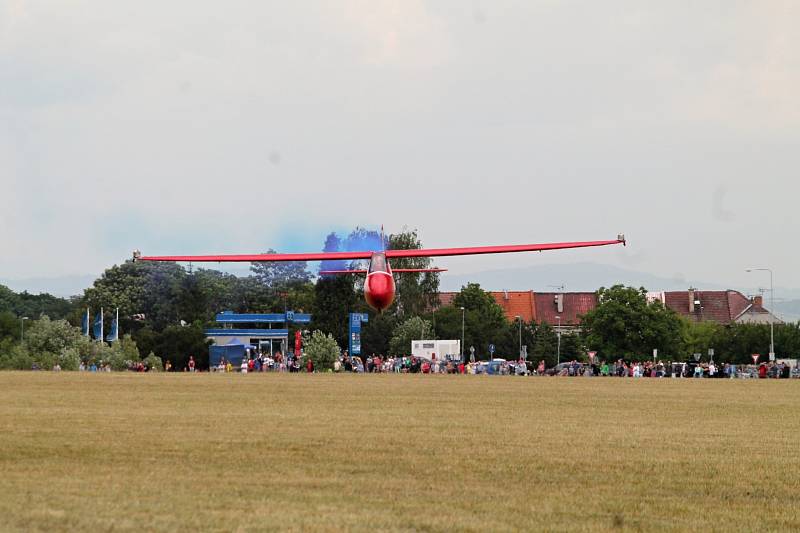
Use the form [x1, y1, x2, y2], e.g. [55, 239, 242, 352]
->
[1, 373, 799, 532]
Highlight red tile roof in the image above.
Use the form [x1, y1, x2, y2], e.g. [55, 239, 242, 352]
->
[437, 288, 772, 326]
[663, 290, 753, 324]
[534, 292, 597, 327]
[434, 291, 596, 325]
[437, 292, 457, 308]
[490, 291, 536, 323]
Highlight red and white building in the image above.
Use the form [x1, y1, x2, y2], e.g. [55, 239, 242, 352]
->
[436, 289, 781, 327]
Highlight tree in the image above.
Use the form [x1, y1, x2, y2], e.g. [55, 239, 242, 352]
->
[681, 319, 723, 360]
[530, 322, 558, 365]
[360, 312, 398, 356]
[303, 330, 340, 371]
[581, 285, 683, 360]
[0, 311, 19, 343]
[143, 352, 164, 371]
[0, 344, 34, 370]
[135, 324, 210, 370]
[387, 229, 440, 316]
[83, 260, 187, 332]
[311, 276, 357, 347]
[250, 249, 312, 289]
[443, 283, 510, 359]
[0, 284, 76, 320]
[24, 316, 84, 361]
[105, 335, 142, 371]
[389, 316, 432, 356]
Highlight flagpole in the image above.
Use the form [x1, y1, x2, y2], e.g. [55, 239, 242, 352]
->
[116, 308, 120, 341]
[86, 307, 90, 337]
[100, 307, 104, 343]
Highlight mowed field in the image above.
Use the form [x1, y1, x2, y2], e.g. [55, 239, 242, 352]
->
[1, 373, 799, 532]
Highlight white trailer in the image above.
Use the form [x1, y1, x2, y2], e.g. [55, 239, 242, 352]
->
[411, 340, 461, 362]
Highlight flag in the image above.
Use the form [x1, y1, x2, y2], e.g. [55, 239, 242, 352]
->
[106, 308, 119, 342]
[93, 309, 103, 340]
[82, 308, 90, 337]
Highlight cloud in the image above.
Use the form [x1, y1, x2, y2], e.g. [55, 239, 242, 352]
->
[337, 0, 454, 68]
[1, 1, 799, 290]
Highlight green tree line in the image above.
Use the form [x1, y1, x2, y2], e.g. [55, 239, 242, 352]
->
[1, 233, 797, 369]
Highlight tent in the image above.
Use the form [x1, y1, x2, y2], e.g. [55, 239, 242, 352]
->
[209, 338, 249, 368]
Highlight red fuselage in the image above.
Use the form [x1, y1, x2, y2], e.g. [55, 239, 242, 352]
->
[363, 253, 396, 312]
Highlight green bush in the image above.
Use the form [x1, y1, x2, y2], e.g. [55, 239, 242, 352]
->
[0, 345, 34, 370]
[302, 330, 340, 371]
[58, 348, 81, 371]
[144, 352, 163, 371]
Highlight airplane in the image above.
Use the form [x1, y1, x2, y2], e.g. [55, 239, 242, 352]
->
[133, 234, 626, 312]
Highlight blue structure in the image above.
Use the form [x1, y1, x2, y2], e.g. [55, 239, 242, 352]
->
[205, 311, 312, 356]
[209, 338, 247, 367]
[349, 312, 369, 356]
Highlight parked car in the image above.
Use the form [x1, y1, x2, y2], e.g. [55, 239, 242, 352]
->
[547, 362, 585, 376]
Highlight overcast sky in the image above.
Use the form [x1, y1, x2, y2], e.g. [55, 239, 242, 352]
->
[2, 1, 798, 292]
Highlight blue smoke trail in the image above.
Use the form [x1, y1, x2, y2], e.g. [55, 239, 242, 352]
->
[319, 227, 383, 274]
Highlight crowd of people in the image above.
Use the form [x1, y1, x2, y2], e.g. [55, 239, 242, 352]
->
[548, 359, 797, 379]
[213, 352, 313, 373]
[218, 352, 797, 379]
[60, 349, 796, 378]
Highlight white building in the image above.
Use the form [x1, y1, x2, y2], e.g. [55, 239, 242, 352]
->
[411, 340, 461, 362]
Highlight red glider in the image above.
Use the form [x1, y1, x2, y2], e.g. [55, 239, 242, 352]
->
[134, 235, 626, 312]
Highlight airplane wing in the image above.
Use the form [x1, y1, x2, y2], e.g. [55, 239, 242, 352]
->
[134, 250, 373, 263]
[319, 268, 448, 275]
[384, 236, 626, 259]
[134, 235, 625, 263]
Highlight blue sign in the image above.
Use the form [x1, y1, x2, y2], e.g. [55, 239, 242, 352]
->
[349, 313, 369, 355]
[489, 344, 495, 355]
[286, 311, 294, 322]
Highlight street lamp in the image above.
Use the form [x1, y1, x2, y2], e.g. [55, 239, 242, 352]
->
[460, 307, 465, 360]
[515, 315, 522, 360]
[746, 268, 775, 360]
[555, 315, 562, 365]
[20, 317, 29, 343]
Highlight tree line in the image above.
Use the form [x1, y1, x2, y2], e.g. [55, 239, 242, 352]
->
[0, 230, 797, 370]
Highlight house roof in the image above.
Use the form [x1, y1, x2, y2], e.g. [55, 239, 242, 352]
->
[662, 290, 767, 324]
[490, 291, 536, 323]
[437, 292, 457, 308]
[437, 288, 780, 326]
[434, 291, 596, 325]
[534, 292, 597, 327]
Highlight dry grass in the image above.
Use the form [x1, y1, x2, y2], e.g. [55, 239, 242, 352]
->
[1, 372, 799, 532]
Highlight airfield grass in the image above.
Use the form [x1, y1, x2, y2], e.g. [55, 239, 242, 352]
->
[1, 373, 799, 532]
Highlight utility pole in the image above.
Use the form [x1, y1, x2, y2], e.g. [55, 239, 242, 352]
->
[460, 307, 465, 361]
[556, 315, 562, 365]
[746, 268, 775, 360]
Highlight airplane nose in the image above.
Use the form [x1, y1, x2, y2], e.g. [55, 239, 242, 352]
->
[365, 273, 395, 311]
